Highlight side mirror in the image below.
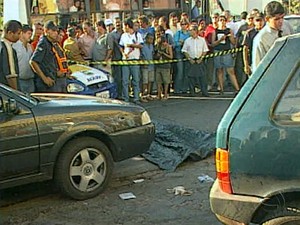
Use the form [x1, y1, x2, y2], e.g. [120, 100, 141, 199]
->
[5, 98, 19, 114]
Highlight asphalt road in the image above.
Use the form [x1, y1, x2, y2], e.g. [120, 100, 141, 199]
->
[0, 95, 233, 225]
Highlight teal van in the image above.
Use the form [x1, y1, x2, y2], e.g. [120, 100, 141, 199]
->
[210, 33, 300, 225]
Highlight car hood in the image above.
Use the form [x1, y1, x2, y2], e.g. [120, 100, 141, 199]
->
[69, 64, 109, 85]
[31, 93, 125, 106]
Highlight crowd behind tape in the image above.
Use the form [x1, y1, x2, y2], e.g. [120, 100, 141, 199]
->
[68, 47, 244, 66]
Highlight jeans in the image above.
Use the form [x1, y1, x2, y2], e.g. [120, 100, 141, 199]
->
[19, 79, 35, 94]
[122, 65, 140, 102]
[174, 52, 188, 93]
[112, 65, 123, 99]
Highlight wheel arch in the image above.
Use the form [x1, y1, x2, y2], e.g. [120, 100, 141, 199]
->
[50, 127, 118, 167]
[251, 191, 300, 224]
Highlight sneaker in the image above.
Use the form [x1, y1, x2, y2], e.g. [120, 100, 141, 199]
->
[140, 98, 148, 103]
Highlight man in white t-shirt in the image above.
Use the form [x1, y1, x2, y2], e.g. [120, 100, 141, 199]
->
[119, 18, 143, 103]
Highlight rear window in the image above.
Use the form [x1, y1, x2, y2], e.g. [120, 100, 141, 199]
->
[273, 62, 300, 123]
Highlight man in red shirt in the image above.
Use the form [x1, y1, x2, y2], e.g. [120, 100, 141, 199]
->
[204, 13, 219, 90]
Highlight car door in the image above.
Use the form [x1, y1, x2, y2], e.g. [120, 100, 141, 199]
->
[0, 91, 39, 183]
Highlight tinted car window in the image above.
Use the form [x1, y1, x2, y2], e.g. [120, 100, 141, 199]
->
[273, 63, 300, 123]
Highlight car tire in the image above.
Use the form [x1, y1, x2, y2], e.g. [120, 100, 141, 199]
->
[55, 137, 113, 200]
[262, 216, 300, 225]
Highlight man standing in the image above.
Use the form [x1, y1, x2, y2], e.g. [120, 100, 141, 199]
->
[252, 1, 286, 72]
[242, 13, 265, 76]
[119, 18, 143, 103]
[191, 0, 202, 21]
[92, 21, 113, 70]
[77, 21, 97, 60]
[182, 25, 209, 97]
[63, 27, 85, 62]
[30, 20, 58, 92]
[0, 20, 22, 90]
[12, 25, 35, 93]
[107, 17, 123, 99]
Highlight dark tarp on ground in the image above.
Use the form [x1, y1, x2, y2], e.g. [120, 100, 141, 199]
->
[142, 120, 216, 171]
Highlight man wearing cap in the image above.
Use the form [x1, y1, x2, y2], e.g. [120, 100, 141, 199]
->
[63, 27, 84, 62]
[30, 20, 59, 92]
[105, 19, 115, 33]
[0, 20, 22, 90]
[12, 25, 35, 93]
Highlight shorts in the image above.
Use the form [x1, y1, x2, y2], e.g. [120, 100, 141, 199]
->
[141, 69, 155, 84]
[214, 50, 234, 69]
[156, 68, 171, 84]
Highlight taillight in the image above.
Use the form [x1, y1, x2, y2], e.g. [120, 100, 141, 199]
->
[216, 148, 233, 194]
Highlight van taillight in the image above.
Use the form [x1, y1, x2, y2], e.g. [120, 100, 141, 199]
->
[216, 148, 233, 194]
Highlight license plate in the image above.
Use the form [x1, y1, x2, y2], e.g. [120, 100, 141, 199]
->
[96, 91, 110, 98]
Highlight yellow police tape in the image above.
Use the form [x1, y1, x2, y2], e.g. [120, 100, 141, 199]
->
[68, 47, 243, 66]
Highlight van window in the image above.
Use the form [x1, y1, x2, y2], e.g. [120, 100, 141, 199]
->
[273, 66, 300, 123]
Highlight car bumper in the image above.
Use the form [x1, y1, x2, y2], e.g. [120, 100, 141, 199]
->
[209, 180, 264, 225]
[110, 123, 155, 161]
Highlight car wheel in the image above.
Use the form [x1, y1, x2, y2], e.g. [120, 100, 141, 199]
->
[55, 137, 113, 200]
[263, 216, 300, 225]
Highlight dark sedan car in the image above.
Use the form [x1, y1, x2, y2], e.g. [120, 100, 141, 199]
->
[0, 84, 155, 200]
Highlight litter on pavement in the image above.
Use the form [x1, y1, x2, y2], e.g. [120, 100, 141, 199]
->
[198, 175, 214, 183]
[133, 179, 145, 183]
[119, 192, 136, 200]
[167, 186, 193, 196]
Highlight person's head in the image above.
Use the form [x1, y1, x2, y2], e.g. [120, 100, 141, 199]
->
[80, 1, 85, 9]
[32, 22, 43, 38]
[96, 20, 106, 34]
[190, 19, 198, 26]
[223, 10, 231, 21]
[169, 12, 178, 26]
[218, 15, 227, 28]
[251, 8, 260, 15]
[138, 15, 149, 29]
[264, 1, 285, 31]
[158, 35, 167, 46]
[181, 12, 189, 21]
[44, 20, 59, 42]
[3, 20, 22, 43]
[211, 12, 219, 25]
[195, 0, 201, 7]
[180, 18, 189, 31]
[246, 13, 255, 26]
[74, 0, 80, 7]
[155, 25, 165, 38]
[152, 17, 159, 29]
[123, 18, 134, 33]
[75, 25, 83, 37]
[158, 16, 169, 29]
[67, 27, 76, 38]
[189, 25, 198, 37]
[32, 6, 39, 14]
[57, 26, 65, 43]
[145, 33, 154, 44]
[133, 19, 140, 32]
[254, 12, 265, 30]
[104, 19, 114, 32]
[198, 19, 206, 30]
[20, 25, 33, 43]
[114, 17, 122, 31]
[240, 11, 248, 20]
[82, 21, 92, 34]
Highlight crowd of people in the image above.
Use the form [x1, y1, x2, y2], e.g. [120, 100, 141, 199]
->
[0, 1, 293, 104]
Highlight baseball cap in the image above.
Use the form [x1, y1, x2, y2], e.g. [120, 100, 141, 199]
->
[105, 19, 113, 26]
[44, 20, 58, 31]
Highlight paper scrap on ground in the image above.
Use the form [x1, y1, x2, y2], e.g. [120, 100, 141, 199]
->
[133, 179, 145, 183]
[198, 175, 214, 183]
[119, 192, 136, 200]
[167, 186, 193, 196]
